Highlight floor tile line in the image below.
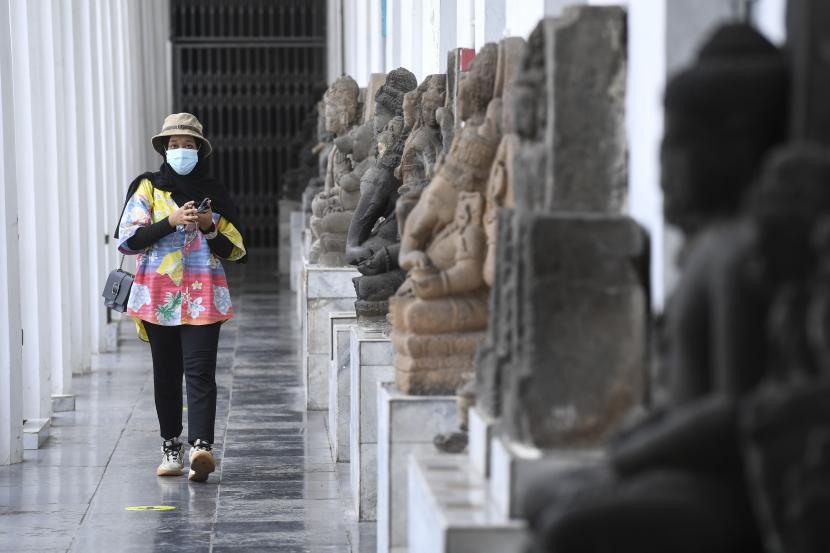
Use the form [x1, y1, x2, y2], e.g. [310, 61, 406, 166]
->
[71, 360, 153, 548]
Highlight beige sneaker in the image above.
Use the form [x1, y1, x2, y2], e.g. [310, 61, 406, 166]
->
[157, 438, 184, 476]
[188, 439, 215, 482]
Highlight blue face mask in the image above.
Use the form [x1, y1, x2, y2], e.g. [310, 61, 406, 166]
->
[166, 148, 199, 175]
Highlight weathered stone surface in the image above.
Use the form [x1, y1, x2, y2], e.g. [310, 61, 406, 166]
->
[390, 43, 501, 396]
[477, 8, 629, 420]
[502, 214, 648, 447]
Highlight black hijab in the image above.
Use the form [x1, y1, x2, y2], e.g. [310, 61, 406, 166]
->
[115, 159, 247, 263]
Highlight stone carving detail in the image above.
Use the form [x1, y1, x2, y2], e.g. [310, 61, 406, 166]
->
[396, 75, 447, 237]
[389, 43, 500, 395]
[347, 116, 410, 318]
[523, 21, 793, 552]
[310, 69, 416, 266]
[308, 75, 362, 265]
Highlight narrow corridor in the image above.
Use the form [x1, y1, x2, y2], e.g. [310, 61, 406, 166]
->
[0, 253, 374, 552]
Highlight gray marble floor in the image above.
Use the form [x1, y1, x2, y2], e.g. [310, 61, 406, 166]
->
[0, 251, 375, 552]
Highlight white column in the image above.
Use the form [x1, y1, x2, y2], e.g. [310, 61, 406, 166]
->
[439, 0, 457, 72]
[755, 0, 785, 43]
[421, 0, 442, 78]
[385, 0, 401, 71]
[354, 0, 370, 85]
[369, 0, 384, 71]
[456, 0, 475, 48]
[328, 0, 344, 82]
[58, 2, 91, 379]
[400, 0, 423, 79]
[0, 0, 24, 466]
[505, 0, 544, 39]
[39, 0, 74, 409]
[10, 0, 54, 447]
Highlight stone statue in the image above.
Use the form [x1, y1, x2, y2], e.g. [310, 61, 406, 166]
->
[389, 43, 500, 395]
[523, 23, 790, 552]
[348, 117, 410, 318]
[309, 75, 362, 264]
[434, 37, 525, 453]
[395, 75, 447, 236]
[301, 101, 333, 224]
[310, 70, 415, 266]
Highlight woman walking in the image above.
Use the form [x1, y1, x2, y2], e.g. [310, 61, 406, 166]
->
[116, 113, 246, 482]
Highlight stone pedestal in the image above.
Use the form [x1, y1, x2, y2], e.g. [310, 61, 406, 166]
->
[377, 383, 457, 553]
[289, 210, 304, 291]
[328, 311, 357, 462]
[488, 434, 604, 518]
[279, 200, 300, 275]
[408, 454, 527, 553]
[349, 325, 395, 521]
[468, 406, 495, 477]
[302, 265, 360, 410]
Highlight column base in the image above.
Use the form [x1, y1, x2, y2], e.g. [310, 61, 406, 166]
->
[23, 418, 50, 450]
[51, 394, 76, 412]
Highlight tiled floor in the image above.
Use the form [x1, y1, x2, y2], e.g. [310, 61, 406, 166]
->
[0, 251, 375, 552]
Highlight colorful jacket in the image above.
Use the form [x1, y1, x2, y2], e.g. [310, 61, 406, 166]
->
[117, 179, 246, 341]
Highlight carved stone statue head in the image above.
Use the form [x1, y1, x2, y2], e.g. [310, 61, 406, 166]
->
[420, 75, 447, 129]
[374, 67, 418, 136]
[324, 75, 361, 136]
[458, 43, 498, 123]
[377, 116, 406, 158]
[660, 24, 788, 236]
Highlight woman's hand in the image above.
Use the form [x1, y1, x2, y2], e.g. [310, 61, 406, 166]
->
[197, 203, 214, 232]
[169, 201, 198, 227]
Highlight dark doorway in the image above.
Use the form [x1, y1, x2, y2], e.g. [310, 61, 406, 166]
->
[171, 0, 327, 248]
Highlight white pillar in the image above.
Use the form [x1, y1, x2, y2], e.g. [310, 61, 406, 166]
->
[456, 0, 475, 48]
[421, 0, 442, 78]
[328, 0, 344, 82]
[0, 0, 24, 466]
[400, 0, 423, 79]
[439, 0, 457, 72]
[10, 0, 54, 447]
[369, 0, 384, 71]
[505, 0, 545, 40]
[385, 0, 401, 71]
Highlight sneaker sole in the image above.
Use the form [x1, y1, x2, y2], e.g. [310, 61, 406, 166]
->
[156, 466, 184, 476]
[188, 451, 215, 482]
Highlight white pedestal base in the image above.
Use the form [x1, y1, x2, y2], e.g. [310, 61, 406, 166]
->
[279, 201, 299, 276]
[302, 265, 359, 411]
[489, 434, 604, 518]
[408, 453, 527, 553]
[328, 312, 356, 462]
[289, 210, 303, 287]
[23, 418, 50, 450]
[51, 394, 75, 413]
[377, 383, 457, 553]
[349, 325, 394, 521]
[468, 406, 494, 477]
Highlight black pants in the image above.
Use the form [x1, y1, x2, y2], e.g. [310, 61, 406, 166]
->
[144, 322, 222, 444]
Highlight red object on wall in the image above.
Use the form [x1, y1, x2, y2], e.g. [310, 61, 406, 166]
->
[459, 48, 476, 72]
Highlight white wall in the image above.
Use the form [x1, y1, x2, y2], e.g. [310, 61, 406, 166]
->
[0, 0, 171, 464]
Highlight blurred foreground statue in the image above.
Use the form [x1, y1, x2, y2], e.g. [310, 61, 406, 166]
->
[523, 23, 791, 553]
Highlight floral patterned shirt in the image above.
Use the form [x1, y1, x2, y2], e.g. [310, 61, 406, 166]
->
[117, 179, 246, 341]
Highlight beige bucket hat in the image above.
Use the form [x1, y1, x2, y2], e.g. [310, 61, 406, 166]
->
[152, 112, 213, 158]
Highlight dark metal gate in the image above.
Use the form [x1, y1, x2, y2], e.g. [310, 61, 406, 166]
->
[171, 0, 327, 248]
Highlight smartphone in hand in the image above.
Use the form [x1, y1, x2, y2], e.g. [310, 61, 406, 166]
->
[196, 198, 211, 213]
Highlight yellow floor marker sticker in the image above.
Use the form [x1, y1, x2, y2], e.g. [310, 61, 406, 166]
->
[125, 505, 177, 511]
